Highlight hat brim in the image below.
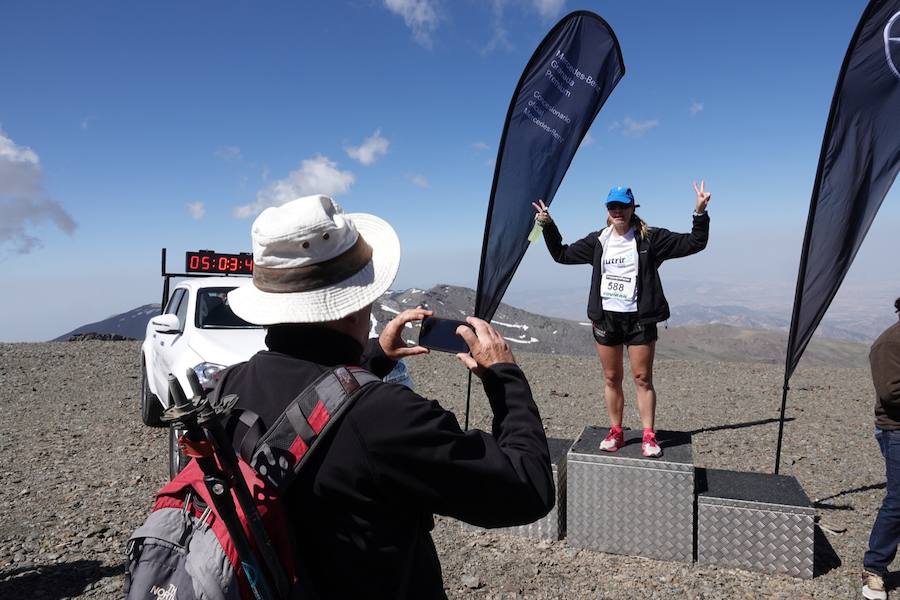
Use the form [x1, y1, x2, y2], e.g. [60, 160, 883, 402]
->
[227, 212, 400, 325]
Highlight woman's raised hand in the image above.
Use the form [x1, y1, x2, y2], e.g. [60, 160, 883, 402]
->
[531, 199, 552, 224]
[693, 181, 711, 213]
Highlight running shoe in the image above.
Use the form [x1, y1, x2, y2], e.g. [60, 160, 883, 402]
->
[862, 571, 887, 600]
[641, 431, 662, 458]
[599, 428, 624, 452]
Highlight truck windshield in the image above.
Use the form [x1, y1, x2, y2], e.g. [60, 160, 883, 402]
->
[195, 287, 260, 329]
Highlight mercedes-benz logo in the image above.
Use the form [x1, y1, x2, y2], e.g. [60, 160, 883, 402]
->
[883, 11, 900, 80]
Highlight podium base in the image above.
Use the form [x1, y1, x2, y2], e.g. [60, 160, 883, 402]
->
[697, 468, 814, 579]
[566, 426, 695, 563]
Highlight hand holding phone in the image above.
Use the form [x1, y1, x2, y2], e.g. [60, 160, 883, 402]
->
[417, 316, 472, 354]
[453, 317, 516, 377]
[379, 308, 432, 360]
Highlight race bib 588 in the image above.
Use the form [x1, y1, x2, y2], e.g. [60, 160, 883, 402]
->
[600, 273, 635, 300]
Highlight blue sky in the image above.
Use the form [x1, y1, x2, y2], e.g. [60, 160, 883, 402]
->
[1, 0, 897, 341]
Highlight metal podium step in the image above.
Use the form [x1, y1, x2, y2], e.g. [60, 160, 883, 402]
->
[696, 468, 815, 579]
[566, 426, 695, 562]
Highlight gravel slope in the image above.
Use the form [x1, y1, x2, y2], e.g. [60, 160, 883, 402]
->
[0, 340, 890, 599]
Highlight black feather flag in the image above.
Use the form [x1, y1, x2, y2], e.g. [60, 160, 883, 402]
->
[474, 11, 625, 321]
[777, 0, 900, 471]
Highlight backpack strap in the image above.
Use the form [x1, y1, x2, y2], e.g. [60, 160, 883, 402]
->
[235, 409, 266, 463]
[247, 366, 380, 490]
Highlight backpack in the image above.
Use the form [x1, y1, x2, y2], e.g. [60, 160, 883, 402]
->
[125, 366, 380, 600]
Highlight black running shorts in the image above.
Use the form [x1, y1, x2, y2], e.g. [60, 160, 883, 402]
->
[592, 312, 658, 347]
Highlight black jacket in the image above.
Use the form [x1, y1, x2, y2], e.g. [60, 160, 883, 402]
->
[219, 326, 554, 599]
[542, 213, 710, 323]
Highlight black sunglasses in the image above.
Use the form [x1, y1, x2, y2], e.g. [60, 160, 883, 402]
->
[607, 202, 632, 211]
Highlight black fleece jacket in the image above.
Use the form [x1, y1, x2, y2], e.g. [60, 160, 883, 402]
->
[219, 325, 554, 599]
[542, 213, 710, 324]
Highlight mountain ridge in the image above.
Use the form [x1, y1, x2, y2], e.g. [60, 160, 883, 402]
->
[53, 284, 872, 368]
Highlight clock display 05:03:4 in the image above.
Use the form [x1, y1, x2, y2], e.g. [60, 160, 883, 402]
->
[185, 251, 253, 275]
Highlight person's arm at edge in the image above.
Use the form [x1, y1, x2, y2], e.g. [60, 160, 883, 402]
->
[478, 362, 556, 525]
[871, 338, 900, 408]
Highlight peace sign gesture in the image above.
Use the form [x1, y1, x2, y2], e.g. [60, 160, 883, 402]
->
[693, 180, 711, 213]
[531, 199, 552, 224]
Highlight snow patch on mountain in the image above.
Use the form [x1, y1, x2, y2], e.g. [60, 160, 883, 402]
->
[504, 336, 539, 344]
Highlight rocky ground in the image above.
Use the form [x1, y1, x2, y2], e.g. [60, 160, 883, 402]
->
[0, 340, 891, 599]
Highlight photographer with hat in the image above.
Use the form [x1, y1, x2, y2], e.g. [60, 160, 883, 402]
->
[222, 195, 554, 599]
[533, 183, 710, 457]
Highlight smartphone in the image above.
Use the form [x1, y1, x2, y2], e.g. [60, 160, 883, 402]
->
[418, 316, 472, 354]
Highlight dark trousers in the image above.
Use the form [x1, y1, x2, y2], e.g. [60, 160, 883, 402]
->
[865, 428, 900, 575]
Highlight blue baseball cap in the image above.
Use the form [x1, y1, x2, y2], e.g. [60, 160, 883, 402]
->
[606, 186, 639, 207]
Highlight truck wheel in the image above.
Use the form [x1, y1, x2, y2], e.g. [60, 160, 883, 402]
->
[141, 362, 165, 428]
[168, 425, 189, 480]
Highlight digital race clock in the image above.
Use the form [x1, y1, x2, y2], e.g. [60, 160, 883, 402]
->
[185, 250, 254, 275]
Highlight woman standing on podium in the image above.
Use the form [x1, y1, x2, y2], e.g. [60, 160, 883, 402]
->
[532, 183, 711, 457]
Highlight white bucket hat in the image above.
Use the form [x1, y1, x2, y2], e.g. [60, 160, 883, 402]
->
[228, 195, 400, 325]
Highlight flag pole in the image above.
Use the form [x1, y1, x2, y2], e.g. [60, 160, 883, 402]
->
[774, 381, 791, 474]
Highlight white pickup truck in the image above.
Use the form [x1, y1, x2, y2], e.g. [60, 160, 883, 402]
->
[141, 276, 266, 477]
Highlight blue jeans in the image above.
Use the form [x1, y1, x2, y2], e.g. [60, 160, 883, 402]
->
[864, 428, 900, 575]
[383, 359, 414, 389]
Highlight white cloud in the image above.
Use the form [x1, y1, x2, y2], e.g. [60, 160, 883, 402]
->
[384, 0, 439, 48]
[481, 0, 514, 55]
[187, 202, 206, 220]
[233, 155, 354, 218]
[579, 131, 595, 148]
[482, 24, 513, 55]
[479, 0, 563, 54]
[609, 117, 659, 137]
[406, 173, 429, 188]
[214, 145, 243, 161]
[0, 128, 76, 254]
[0, 132, 39, 167]
[690, 100, 704, 115]
[532, 0, 565, 19]
[80, 116, 96, 130]
[472, 141, 490, 152]
[346, 129, 390, 166]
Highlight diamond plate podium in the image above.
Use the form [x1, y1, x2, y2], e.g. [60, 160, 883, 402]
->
[566, 426, 694, 562]
[697, 468, 814, 579]
[463, 437, 572, 540]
